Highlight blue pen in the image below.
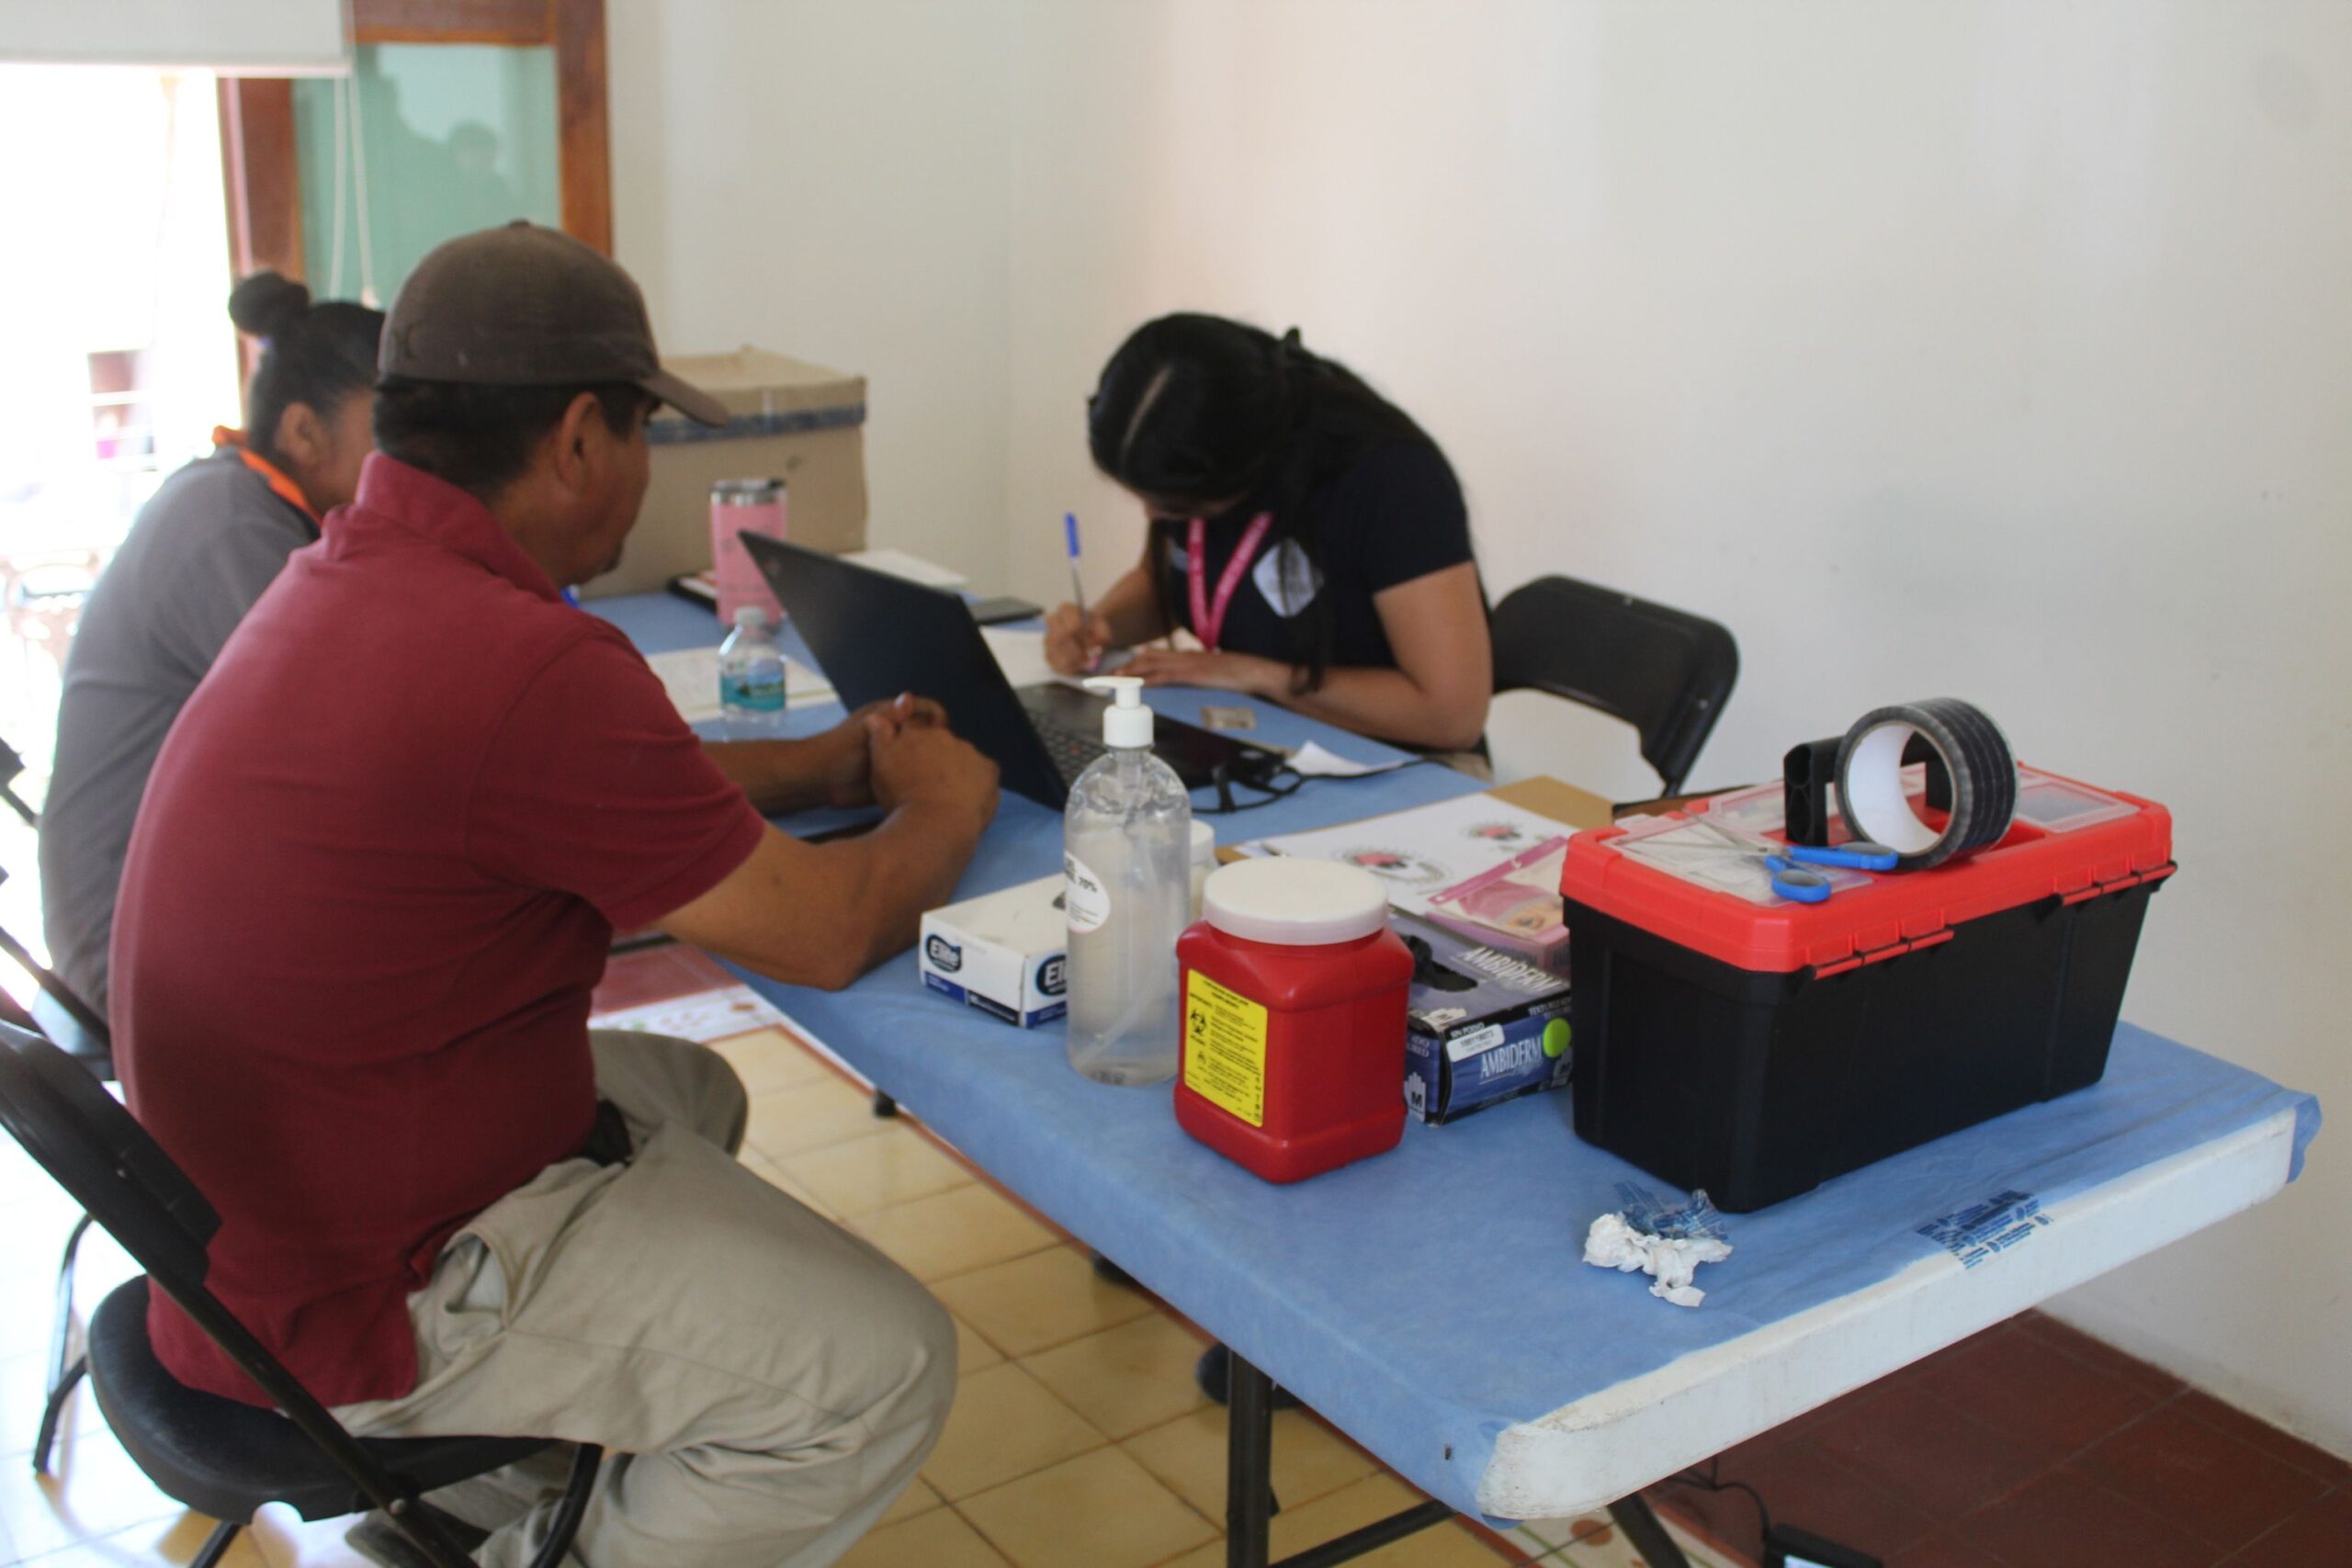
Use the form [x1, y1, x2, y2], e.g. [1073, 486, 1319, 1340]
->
[1063, 512, 1087, 623]
[1064, 511, 1099, 671]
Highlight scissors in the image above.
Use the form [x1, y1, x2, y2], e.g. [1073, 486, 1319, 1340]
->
[1679, 817, 1897, 904]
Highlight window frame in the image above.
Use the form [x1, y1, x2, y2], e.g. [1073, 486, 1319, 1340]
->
[216, 0, 610, 281]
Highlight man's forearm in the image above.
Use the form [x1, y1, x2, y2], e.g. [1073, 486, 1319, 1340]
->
[1261, 664, 1490, 752]
[702, 738, 838, 816]
[831, 795, 996, 978]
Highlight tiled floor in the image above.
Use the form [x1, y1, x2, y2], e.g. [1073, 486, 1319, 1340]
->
[1, 945, 2339, 1567]
[1654, 1311, 2351, 1567]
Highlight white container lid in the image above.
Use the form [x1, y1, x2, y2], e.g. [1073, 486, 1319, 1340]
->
[1203, 859, 1392, 947]
[1190, 820, 1217, 866]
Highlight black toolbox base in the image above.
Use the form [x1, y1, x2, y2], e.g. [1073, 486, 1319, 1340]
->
[1565, 880, 2163, 1212]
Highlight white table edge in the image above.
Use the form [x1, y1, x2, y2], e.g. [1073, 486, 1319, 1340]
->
[1475, 1105, 2300, 1521]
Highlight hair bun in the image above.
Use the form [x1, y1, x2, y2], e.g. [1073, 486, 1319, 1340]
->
[228, 271, 311, 338]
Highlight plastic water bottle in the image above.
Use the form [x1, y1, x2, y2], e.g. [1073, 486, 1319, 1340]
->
[1064, 676, 1193, 1085]
[718, 605, 786, 737]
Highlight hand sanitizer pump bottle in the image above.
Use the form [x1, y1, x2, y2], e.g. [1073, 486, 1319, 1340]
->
[1064, 677, 1193, 1085]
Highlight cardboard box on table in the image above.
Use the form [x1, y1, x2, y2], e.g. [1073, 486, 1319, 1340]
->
[580, 348, 868, 600]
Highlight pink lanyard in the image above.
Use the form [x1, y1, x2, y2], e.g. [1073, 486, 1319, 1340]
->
[1187, 512, 1273, 652]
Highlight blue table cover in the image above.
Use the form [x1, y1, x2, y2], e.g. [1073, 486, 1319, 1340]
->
[594, 592, 2323, 1519]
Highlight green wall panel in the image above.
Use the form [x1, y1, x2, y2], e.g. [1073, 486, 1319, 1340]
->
[293, 44, 560, 307]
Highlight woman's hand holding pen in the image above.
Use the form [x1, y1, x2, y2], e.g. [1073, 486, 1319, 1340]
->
[1045, 604, 1117, 676]
[1122, 645, 1288, 696]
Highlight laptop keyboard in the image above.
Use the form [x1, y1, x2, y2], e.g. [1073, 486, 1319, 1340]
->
[1032, 716, 1109, 785]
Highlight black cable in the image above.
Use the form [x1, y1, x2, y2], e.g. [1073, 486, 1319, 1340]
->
[1194, 761, 1304, 817]
[1662, 1458, 1774, 1541]
[1195, 774, 1304, 816]
[1193, 754, 1438, 817]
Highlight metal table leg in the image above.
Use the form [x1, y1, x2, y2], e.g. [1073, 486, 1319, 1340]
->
[1226, 1348, 1275, 1568]
[1608, 1495, 1693, 1567]
[1222, 1348, 1451, 1568]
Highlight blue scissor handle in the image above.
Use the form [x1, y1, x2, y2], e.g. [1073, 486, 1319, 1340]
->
[1764, 855, 1834, 903]
[1783, 841, 1898, 873]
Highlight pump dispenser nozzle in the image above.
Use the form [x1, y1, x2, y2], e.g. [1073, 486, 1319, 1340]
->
[1082, 675, 1155, 749]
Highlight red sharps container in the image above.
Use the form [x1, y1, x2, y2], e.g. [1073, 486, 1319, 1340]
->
[1174, 859, 1415, 1182]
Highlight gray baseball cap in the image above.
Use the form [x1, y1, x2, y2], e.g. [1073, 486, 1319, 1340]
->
[379, 220, 728, 427]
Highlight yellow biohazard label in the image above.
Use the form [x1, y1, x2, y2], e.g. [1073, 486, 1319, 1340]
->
[1183, 972, 1269, 1128]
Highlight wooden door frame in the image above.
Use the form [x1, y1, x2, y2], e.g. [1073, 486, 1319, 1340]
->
[217, 0, 610, 285]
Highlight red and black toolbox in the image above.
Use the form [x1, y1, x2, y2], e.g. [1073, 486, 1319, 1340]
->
[1557, 767, 2176, 1212]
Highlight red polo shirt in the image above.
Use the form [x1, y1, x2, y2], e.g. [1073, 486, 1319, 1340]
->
[114, 453, 766, 1407]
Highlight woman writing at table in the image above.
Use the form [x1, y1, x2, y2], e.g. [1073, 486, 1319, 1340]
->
[1045, 313, 1492, 755]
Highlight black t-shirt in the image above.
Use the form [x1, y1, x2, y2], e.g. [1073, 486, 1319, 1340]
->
[1155, 440, 1474, 673]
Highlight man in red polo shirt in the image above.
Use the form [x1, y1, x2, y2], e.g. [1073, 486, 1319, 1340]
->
[112, 222, 999, 1568]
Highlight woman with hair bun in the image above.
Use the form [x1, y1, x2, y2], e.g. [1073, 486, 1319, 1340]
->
[40, 274, 385, 1015]
[217, 270, 385, 513]
[1046, 312, 1492, 755]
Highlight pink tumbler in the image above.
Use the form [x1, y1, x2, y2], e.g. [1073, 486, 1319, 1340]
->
[711, 478, 788, 624]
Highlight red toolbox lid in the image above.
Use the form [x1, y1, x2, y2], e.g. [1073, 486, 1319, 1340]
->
[1559, 765, 2176, 976]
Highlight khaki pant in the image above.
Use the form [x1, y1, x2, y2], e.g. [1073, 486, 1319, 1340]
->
[334, 1032, 956, 1568]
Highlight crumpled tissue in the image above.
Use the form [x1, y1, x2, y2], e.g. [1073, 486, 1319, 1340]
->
[1582, 1211, 1734, 1307]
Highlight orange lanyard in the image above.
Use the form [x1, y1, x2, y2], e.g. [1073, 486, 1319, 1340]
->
[213, 426, 318, 525]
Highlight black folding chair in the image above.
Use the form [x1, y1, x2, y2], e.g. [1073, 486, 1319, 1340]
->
[0, 889, 110, 1078]
[1488, 575, 1739, 795]
[0, 866, 113, 1473]
[0, 761, 107, 1071]
[0, 733, 38, 828]
[0, 1021, 601, 1567]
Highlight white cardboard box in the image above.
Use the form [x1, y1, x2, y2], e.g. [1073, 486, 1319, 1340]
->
[919, 874, 1068, 1027]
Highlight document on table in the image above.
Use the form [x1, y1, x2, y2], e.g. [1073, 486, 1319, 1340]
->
[644, 645, 833, 723]
[1238, 793, 1574, 915]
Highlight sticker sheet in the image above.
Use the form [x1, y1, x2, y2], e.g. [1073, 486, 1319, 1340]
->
[1247, 795, 1573, 915]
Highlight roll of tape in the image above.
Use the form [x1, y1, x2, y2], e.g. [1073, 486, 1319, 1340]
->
[1835, 699, 2016, 871]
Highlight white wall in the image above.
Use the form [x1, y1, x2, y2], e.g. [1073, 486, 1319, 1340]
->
[621, 0, 2352, 1453]
[1000, 0, 2352, 1454]
[607, 0, 1016, 585]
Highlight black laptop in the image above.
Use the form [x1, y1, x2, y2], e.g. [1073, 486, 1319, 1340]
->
[740, 534, 1276, 808]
